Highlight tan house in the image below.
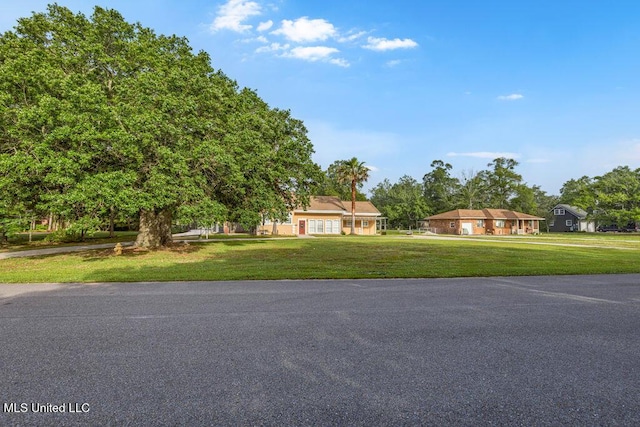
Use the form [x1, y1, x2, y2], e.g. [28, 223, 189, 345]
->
[425, 209, 544, 235]
[258, 196, 382, 235]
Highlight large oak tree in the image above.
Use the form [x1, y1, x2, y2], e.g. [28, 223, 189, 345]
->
[0, 5, 320, 247]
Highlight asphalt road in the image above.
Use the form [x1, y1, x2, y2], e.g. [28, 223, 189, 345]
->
[1, 275, 639, 426]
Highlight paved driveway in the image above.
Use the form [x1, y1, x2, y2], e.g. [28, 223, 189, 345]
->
[1, 275, 639, 425]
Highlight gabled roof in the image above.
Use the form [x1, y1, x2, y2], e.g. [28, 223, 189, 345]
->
[295, 196, 381, 216]
[552, 204, 588, 219]
[352, 201, 381, 215]
[426, 209, 487, 220]
[426, 209, 544, 221]
[482, 209, 544, 220]
[306, 196, 346, 212]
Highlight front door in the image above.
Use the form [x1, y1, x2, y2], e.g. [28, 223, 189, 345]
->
[299, 220, 306, 235]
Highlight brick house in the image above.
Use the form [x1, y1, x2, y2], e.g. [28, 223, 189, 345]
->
[425, 209, 544, 235]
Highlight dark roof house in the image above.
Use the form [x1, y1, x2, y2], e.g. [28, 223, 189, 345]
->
[549, 204, 595, 232]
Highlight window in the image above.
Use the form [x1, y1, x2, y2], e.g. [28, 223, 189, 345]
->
[449, 222, 455, 228]
[363, 220, 369, 227]
[476, 219, 484, 228]
[495, 220, 505, 227]
[549, 220, 555, 227]
[344, 219, 352, 228]
[566, 220, 573, 227]
[325, 220, 340, 234]
[282, 213, 293, 224]
[308, 219, 317, 233]
[554, 208, 565, 216]
[316, 219, 324, 233]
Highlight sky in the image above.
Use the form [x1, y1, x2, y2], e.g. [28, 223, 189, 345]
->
[2, 0, 640, 195]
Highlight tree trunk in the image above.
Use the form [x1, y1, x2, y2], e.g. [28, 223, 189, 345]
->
[135, 208, 173, 248]
[109, 206, 115, 238]
[350, 180, 356, 235]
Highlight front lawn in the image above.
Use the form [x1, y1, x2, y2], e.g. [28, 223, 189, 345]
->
[1, 235, 639, 283]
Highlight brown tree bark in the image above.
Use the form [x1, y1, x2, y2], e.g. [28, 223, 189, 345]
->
[135, 208, 173, 248]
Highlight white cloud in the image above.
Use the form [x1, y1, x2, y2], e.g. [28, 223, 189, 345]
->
[385, 59, 402, 67]
[255, 42, 290, 53]
[338, 30, 367, 43]
[272, 17, 337, 42]
[257, 20, 273, 32]
[363, 36, 418, 51]
[255, 35, 268, 43]
[210, 0, 262, 33]
[447, 152, 521, 159]
[282, 46, 348, 67]
[497, 93, 524, 101]
[329, 58, 350, 68]
[287, 46, 338, 60]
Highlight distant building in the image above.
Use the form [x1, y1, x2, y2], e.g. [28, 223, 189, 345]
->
[549, 204, 595, 232]
[424, 209, 544, 235]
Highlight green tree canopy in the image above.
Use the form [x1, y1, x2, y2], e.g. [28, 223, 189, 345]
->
[370, 176, 428, 229]
[335, 157, 370, 234]
[483, 157, 523, 209]
[422, 160, 460, 214]
[0, 5, 320, 246]
[316, 160, 368, 201]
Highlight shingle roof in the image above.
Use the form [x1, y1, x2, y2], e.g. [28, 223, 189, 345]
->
[553, 204, 588, 219]
[352, 201, 381, 215]
[306, 196, 346, 212]
[426, 209, 487, 220]
[297, 196, 381, 216]
[426, 208, 544, 220]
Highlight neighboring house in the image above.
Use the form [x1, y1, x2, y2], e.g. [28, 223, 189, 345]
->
[549, 204, 595, 232]
[258, 196, 382, 235]
[424, 209, 544, 235]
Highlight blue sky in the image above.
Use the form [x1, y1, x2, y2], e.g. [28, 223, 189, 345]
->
[2, 1, 640, 194]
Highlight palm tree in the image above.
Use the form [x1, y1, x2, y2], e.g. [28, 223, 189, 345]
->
[336, 157, 370, 235]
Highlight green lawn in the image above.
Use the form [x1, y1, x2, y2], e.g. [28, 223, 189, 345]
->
[1, 234, 639, 283]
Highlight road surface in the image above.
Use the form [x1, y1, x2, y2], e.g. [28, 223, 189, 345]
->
[1, 275, 639, 425]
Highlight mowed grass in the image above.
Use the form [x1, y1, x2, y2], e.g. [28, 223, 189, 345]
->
[1, 235, 640, 283]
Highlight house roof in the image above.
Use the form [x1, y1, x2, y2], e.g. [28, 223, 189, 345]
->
[296, 196, 381, 216]
[306, 196, 346, 212]
[426, 208, 544, 221]
[352, 201, 382, 215]
[426, 209, 486, 220]
[553, 204, 588, 219]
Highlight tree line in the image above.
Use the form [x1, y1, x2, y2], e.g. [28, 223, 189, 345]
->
[559, 166, 640, 228]
[364, 158, 557, 229]
[1, 6, 637, 245]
